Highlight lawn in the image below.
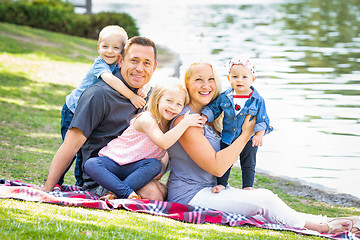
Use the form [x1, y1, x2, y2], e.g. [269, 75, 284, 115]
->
[0, 22, 359, 239]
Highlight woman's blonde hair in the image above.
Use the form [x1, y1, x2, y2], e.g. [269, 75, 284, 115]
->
[183, 62, 222, 102]
[184, 61, 224, 133]
[182, 62, 223, 133]
[145, 78, 189, 126]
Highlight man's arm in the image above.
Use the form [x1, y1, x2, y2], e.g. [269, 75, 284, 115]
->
[41, 128, 87, 191]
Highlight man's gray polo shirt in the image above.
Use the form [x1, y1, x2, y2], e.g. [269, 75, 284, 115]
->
[70, 72, 145, 195]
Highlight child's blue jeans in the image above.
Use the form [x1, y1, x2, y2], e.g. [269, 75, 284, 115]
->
[84, 156, 162, 198]
[59, 103, 84, 186]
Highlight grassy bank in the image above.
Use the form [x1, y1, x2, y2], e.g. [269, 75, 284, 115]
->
[0, 22, 359, 239]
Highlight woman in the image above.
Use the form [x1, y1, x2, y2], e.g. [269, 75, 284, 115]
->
[166, 62, 360, 234]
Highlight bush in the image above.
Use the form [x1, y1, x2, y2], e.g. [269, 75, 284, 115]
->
[0, 0, 139, 39]
[66, 13, 90, 37]
[86, 12, 139, 40]
[0, 0, 74, 30]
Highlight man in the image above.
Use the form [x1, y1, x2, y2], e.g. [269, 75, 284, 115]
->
[41, 36, 166, 200]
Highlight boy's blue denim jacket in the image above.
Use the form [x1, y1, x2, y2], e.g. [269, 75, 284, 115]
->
[201, 86, 273, 145]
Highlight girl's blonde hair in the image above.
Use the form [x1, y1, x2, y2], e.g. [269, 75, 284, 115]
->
[145, 78, 190, 125]
[183, 62, 224, 133]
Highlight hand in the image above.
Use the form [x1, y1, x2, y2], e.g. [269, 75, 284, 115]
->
[252, 134, 263, 147]
[242, 114, 256, 137]
[137, 87, 147, 98]
[199, 114, 208, 125]
[155, 153, 169, 180]
[130, 95, 146, 109]
[211, 185, 226, 193]
[182, 111, 204, 128]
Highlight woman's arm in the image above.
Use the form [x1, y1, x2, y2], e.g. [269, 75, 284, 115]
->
[135, 111, 203, 150]
[176, 114, 255, 177]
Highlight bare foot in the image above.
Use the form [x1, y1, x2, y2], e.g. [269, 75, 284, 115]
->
[325, 218, 353, 234]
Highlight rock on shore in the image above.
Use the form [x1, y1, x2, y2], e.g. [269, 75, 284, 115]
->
[257, 170, 360, 208]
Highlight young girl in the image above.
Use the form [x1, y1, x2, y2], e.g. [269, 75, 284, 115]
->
[84, 78, 204, 200]
[201, 55, 273, 192]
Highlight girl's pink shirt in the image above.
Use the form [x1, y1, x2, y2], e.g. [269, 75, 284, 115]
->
[98, 114, 166, 165]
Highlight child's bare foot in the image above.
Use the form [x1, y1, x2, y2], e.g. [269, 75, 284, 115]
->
[211, 185, 226, 193]
[243, 187, 255, 190]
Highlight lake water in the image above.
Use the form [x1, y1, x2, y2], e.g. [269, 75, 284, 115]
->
[89, 0, 360, 199]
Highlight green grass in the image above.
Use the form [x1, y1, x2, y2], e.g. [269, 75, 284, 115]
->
[0, 22, 96, 63]
[0, 71, 69, 183]
[1, 199, 322, 240]
[0, 22, 96, 184]
[0, 22, 359, 239]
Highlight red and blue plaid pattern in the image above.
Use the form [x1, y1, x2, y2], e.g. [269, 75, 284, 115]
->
[0, 179, 358, 240]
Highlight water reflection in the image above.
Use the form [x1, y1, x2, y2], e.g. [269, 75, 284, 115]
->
[92, 0, 360, 198]
[277, 0, 360, 76]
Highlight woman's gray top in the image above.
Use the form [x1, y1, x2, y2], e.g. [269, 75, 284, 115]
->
[167, 105, 220, 204]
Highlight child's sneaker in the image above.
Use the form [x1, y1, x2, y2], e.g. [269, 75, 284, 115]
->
[128, 195, 142, 200]
[128, 192, 141, 200]
[99, 192, 116, 201]
[53, 184, 61, 192]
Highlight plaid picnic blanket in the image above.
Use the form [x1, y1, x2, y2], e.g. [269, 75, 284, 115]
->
[0, 179, 358, 240]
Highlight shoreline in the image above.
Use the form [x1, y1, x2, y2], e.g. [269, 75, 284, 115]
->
[255, 168, 360, 208]
[160, 47, 360, 209]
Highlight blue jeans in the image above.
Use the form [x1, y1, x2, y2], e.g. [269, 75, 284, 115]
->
[59, 103, 84, 186]
[84, 156, 162, 198]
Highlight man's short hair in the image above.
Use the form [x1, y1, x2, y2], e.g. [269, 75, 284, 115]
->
[122, 36, 157, 62]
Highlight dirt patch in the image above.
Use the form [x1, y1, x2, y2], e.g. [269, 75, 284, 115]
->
[0, 54, 89, 87]
[0, 31, 62, 48]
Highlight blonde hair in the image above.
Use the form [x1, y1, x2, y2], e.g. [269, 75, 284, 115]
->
[98, 25, 128, 47]
[145, 78, 189, 126]
[183, 62, 223, 133]
[183, 62, 222, 102]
